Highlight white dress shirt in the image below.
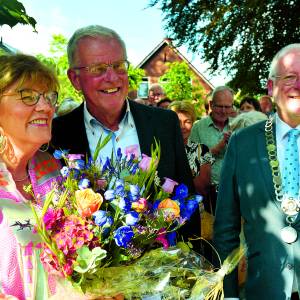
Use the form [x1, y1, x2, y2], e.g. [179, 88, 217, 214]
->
[84, 100, 141, 163]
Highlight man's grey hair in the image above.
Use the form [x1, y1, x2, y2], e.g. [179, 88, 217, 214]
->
[67, 25, 127, 67]
[268, 43, 300, 79]
[148, 83, 165, 95]
[211, 86, 234, 103]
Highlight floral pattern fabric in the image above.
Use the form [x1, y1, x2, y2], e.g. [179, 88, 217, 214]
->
[0, 151, 61, 300]
[185, 139, 215, 177]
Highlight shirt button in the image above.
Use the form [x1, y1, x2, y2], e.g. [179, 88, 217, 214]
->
[286, 263, 294, 270]
[116, 137, 119, 142]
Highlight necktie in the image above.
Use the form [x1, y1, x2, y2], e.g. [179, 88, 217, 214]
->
[282, 129, 300, 198]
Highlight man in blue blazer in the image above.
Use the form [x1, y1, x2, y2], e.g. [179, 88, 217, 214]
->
[51, 25, 200, 250]
[214, 44, 300, 300]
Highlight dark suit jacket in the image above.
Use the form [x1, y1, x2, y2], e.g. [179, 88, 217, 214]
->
[214, 120, 299, 299]
[51, 100, 200, 249]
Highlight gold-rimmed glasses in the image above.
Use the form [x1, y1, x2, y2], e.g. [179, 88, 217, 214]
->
[73, 60, 129, 76]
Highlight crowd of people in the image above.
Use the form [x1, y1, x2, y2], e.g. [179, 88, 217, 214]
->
[0, 23, 299, 300]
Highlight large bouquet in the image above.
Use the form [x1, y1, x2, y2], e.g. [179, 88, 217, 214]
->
[30, 140, 243, 299]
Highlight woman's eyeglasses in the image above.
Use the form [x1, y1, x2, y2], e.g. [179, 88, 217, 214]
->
[2, 89, 58, 107]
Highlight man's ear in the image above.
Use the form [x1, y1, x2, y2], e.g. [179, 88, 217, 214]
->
[209, 100, 214, 109]
[267, 79, 273, 97]
[67, 68, 81, 91]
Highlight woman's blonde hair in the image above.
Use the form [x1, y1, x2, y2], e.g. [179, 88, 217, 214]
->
[169, 100, 197, 123]
[0, 54, 59, 95]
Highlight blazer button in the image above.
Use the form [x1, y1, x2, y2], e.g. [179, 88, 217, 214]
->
[286, 263, 294, 270]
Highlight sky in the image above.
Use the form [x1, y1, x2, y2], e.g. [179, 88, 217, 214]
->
[0, 0, 227, 86]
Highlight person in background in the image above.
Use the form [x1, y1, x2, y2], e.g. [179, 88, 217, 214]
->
[169, 101, 214, 196]
[0, 54, 61, 299]
[51, 25, 200, 250]
[259, 95, 275, 116]
[214, 43, 300, 300]
[190, 86, 234, 214]
[157, 97, 172, 109]
[147, 83, 165, 106]
[239, 96, 261, 112]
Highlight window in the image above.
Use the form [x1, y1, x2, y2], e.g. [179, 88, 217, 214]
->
[137, 77, 149, 99]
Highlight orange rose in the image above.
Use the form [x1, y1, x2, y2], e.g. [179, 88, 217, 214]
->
[158, 198, 180, 222]
[75, 188, 103, 218]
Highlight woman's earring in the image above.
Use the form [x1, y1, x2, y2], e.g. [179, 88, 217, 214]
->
[39, 142, 49, 152]
[0, 131, 8, 154]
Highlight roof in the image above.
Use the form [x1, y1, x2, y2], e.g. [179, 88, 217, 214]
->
[0, 38, 19, 54]
[137, 38, 214, 89]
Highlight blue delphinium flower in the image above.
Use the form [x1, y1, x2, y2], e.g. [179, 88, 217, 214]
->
[117, 147, 122, 160]
[125, 211, 139, 226]
[104, 189, 115, 201]
[115, 185, 125, 197]
[114, 226, 134, 248]
[174, 184, 189, 200]
[102, 157, 112, 172]
[128, 184, 140, 201]
[119, 197, 132, 214]
[53, 149, 68, 160]
[167, 231, 177, 246]
[60, 166, 70, 177]
[78, 178, 91, 190]
[131, 163, 139, 175]
[93, 211, 114, 237]
[93, 210, 114, 227]
[180, 198, 200, 220]
[151, 199, 161, 212]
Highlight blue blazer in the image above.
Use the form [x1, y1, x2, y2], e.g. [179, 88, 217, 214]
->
[214, 120, 300, 299]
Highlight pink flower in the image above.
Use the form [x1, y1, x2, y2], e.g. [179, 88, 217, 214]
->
[139, 154, 152, 171]
[132, 198, 148, 212]
[162, 178, 178, 193]
[155, 228, 169, 249]
[67, 154, 84, 161]
[43, 208, 64, 230]
[125, 144, 139, 159]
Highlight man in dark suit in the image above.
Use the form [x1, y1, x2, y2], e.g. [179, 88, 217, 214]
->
[51, 25, 200, 249]
[214, 44, 300, 300]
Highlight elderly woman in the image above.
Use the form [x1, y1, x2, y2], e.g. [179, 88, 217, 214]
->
[169, 101, 214, 196]
[239, 96, 261, 112]
[0, 54, 61, 299]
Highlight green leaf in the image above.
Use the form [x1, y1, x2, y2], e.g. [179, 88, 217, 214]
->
[0, 0, 37, 30]
[74, 246, 107, 274]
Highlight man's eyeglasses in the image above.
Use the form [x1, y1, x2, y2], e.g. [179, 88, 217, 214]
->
[2, 89, 58, 106]
[73, 60, 129, 76]
[273, 74, 299, 86]
[212, 104, 233, 110]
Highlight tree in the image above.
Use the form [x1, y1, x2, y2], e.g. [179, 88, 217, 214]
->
[36, 34, 82, 104]
[160, 61, 205, 115]
[148, 0, 300, 95]
[0, 0, 36, 30]
[128, 64, 145, 92]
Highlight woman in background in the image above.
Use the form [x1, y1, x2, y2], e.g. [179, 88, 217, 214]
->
[239, 96, 261, 112]
[0, 54, 61, 299]
[169, 101, 214, 196]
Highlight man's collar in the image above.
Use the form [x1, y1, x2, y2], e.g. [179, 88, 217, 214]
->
[84, 99, 131, 131]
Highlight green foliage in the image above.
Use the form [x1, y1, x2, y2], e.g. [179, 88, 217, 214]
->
[149, 0, 300, 95]
[36, 34, 82, 104]
[160, 61, 205, 115]
[0, 0, 36, 30]
[128, 64, 145, 91]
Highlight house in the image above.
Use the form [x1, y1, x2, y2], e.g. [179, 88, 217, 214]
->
[130, 38, 214, 100]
